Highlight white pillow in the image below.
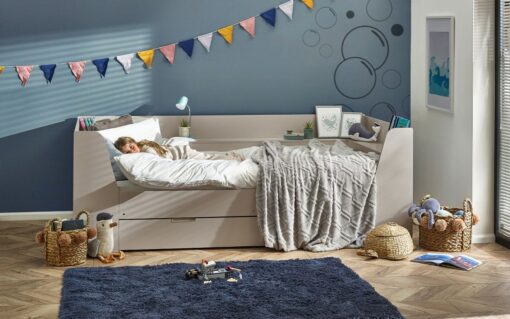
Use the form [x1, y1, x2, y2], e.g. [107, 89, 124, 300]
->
[98, 118, 161, 143]
[160, 136, 196, 146]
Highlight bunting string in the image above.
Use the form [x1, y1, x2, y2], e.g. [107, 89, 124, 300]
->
[0, 0, 312, 86]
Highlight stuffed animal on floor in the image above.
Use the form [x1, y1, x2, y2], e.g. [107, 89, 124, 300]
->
[88, 212, 125, 263]
[348, 123, 381, 142]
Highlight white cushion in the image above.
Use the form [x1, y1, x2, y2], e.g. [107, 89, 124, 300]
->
[97, 118, 161, 143]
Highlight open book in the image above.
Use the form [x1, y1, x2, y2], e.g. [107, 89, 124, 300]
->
[412, 253, 481, 271]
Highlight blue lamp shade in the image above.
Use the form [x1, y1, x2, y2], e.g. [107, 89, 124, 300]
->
[176, 96, 188, 110]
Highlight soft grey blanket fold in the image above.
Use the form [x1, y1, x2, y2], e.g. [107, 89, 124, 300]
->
[251, 140, 377, 252]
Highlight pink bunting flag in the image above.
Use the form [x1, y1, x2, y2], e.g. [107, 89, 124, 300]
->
[68, 61, 86, 82]
[240, 17, 256, 38]
[15, 66, 33, 87]
[160, 44, 176, 64]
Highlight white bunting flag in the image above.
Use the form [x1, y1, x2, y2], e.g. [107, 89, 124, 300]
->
[116, 53, 135, 74]
[197, 33, 213, 52]
[279, 0, 294, 20]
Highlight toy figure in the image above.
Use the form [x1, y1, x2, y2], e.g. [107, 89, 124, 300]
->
[88, 212, 125, 263]
[185, 260, 241, 282]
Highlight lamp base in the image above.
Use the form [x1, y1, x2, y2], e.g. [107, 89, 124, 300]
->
[179, 127, 191, 137]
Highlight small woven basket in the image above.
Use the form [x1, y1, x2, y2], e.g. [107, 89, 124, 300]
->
[358, 222, 414, 260]
[44, 210, 89, 267]
[419, 198, 473, 252]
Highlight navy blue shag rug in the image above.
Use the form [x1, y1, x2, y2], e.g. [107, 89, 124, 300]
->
[60, 258, 402, 319]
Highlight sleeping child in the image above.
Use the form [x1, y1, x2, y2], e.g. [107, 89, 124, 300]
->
[114, 136, 247, 161]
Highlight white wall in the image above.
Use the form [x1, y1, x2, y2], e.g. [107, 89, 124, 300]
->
[411, 0, 494, 243]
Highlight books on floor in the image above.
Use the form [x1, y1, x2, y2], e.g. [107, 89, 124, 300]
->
[389, 115, 411, 129]
[412, 253, 481, 271]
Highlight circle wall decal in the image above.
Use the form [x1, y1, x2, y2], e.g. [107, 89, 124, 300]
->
[334, 57, 377, 99]
[366, 0, 393, 22]
[302, 29, 321, 47]
[369, 102, 397, 122]
[319, 44, 334, 58]
[341, 26, 389, 70]
[346, 11, 355, 19]
[315, 7, 337, 29]
[382, 69, 401, 89]
[391, 24, 404, 36]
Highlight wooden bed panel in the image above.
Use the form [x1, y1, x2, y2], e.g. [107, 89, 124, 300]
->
[118, 217, 264, 250]
[119, 189, 257, 219]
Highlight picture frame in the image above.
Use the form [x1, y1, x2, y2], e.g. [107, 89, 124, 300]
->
[340, 112, 363, 137]
[315, 106, 342, 138]
[426, 16, 455, 113]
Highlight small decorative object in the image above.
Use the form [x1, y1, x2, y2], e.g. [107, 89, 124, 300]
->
[284, 133, 304, 140]
[179, 118, 190, 137]
[286, 130, 294, 134]
[434, 219, 448, 232]
[389, 115, 411, 129]
[427, 16, 455, 113]
[340, 112, 362, 137]
[436, 209, 453, 218]
[87, 212, 125, 263]
[185, 260, 242, 281]
[304, 121, 314, 139]
[315, 105, 342, 138]
[35, 211, 96, 267]
[176, 96, 191, 137]
[348, 123, 381, 142]
[357, 222, 414, 260]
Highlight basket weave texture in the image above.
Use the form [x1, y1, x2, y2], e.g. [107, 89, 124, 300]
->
[419, 198, 473, 252]
[44, 211, 89, 267]
[363, 222, 414, 260]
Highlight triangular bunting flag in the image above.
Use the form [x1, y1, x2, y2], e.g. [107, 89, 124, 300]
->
[40, 64, 57, 83]
[218, 25, 234, 44]
[160, 44, 176, 64]
[178, 39, 195, 58]
[240, 17, 256, 37]
[0, 66, 5, 74]
[137, 49, 155, 69]
[302, 0, 314, 9]
[197, 33, 213, 52]
[68, 62, 86, 82]
[279, 0, 294, 20]
[116, 53, 135, 74]
[261, 8, 276, 27]
[15, 66, 33, 87]
[92, 58, 109, 78]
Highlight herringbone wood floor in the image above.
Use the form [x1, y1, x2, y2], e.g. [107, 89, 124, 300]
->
[2, 221, 510, 319]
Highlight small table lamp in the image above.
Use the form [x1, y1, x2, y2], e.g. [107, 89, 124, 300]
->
[176, 96, 191, 137]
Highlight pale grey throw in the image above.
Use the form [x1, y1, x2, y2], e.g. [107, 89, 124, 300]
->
[251, 140, 377, 252]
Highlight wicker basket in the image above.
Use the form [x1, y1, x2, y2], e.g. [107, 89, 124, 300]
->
[44, 210, 89, 266]
[358, 222, 414, 260]
[419, 198, 473, 252]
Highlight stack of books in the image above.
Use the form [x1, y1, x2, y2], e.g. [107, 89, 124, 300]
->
[389, 115, 411, 129]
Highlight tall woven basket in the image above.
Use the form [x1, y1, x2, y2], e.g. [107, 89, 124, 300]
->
[44, 210, 89, 266]
[419, 198, 473, 252]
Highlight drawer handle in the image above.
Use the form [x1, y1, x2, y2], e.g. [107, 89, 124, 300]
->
[171, 218, 197, 223]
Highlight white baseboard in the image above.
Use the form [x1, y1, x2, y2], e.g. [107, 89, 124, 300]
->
[473, 233, 496, 244]
[0, 211, 74, 221]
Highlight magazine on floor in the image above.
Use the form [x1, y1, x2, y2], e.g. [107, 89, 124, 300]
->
[411, 253, 481, 271]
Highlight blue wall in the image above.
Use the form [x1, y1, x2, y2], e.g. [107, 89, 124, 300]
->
[0, 0, 410, 212]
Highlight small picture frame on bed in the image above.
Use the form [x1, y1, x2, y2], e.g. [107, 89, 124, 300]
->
[315, 106, 342, 138]
[340, 112, 363, 137]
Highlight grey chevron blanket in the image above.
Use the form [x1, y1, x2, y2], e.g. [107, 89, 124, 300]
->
[251, 140, 377, 252]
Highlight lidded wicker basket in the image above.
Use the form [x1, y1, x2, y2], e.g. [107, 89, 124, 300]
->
[43, 210, 89, 267]
[359, 222, 414, 260]
[419, 198, 473, 252]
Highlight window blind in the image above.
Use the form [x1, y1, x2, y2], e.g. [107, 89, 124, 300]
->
[497, 0, 510, 244]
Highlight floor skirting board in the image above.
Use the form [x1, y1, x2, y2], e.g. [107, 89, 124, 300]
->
[0, 211, 74, 221]
[473, 233, 496, 244]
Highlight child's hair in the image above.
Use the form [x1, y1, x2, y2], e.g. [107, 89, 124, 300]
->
[114, 136, 168, 157]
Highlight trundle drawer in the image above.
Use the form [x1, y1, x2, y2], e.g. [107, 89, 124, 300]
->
[119, 189, 256, 219]
[118, 217, 264, 250]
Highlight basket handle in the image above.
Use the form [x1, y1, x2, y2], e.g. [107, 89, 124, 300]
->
[463, 198, 473, 213]
[420, 194, 431, 205]
[76, 210, 91, 227]
[46, 218, 62, 232]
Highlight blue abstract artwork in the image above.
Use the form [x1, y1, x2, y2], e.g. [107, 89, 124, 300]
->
[428, 32, 450, 97]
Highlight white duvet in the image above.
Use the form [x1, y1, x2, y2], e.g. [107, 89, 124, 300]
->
[115, 153, 259, 189]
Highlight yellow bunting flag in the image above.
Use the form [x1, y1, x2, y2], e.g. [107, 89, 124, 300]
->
[137, 49, 155, 69]
[218, 25, 234, 44]
[0, 66, 4, 74]
[302, 0, 314, 9]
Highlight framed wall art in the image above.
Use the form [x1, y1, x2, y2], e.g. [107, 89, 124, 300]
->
[315, 106, 342, 138]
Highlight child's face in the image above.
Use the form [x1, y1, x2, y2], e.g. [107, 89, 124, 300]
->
[120, 142, 140, 154]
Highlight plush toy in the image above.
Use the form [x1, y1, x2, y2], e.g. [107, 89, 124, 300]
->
[88, 212, 125, 263]
[408, 197, 440, 229]
[348, 123, 381, 142]
[436, 209, 453, 218]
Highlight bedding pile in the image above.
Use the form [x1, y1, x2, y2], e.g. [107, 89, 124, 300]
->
[251, 140, 377, 252]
